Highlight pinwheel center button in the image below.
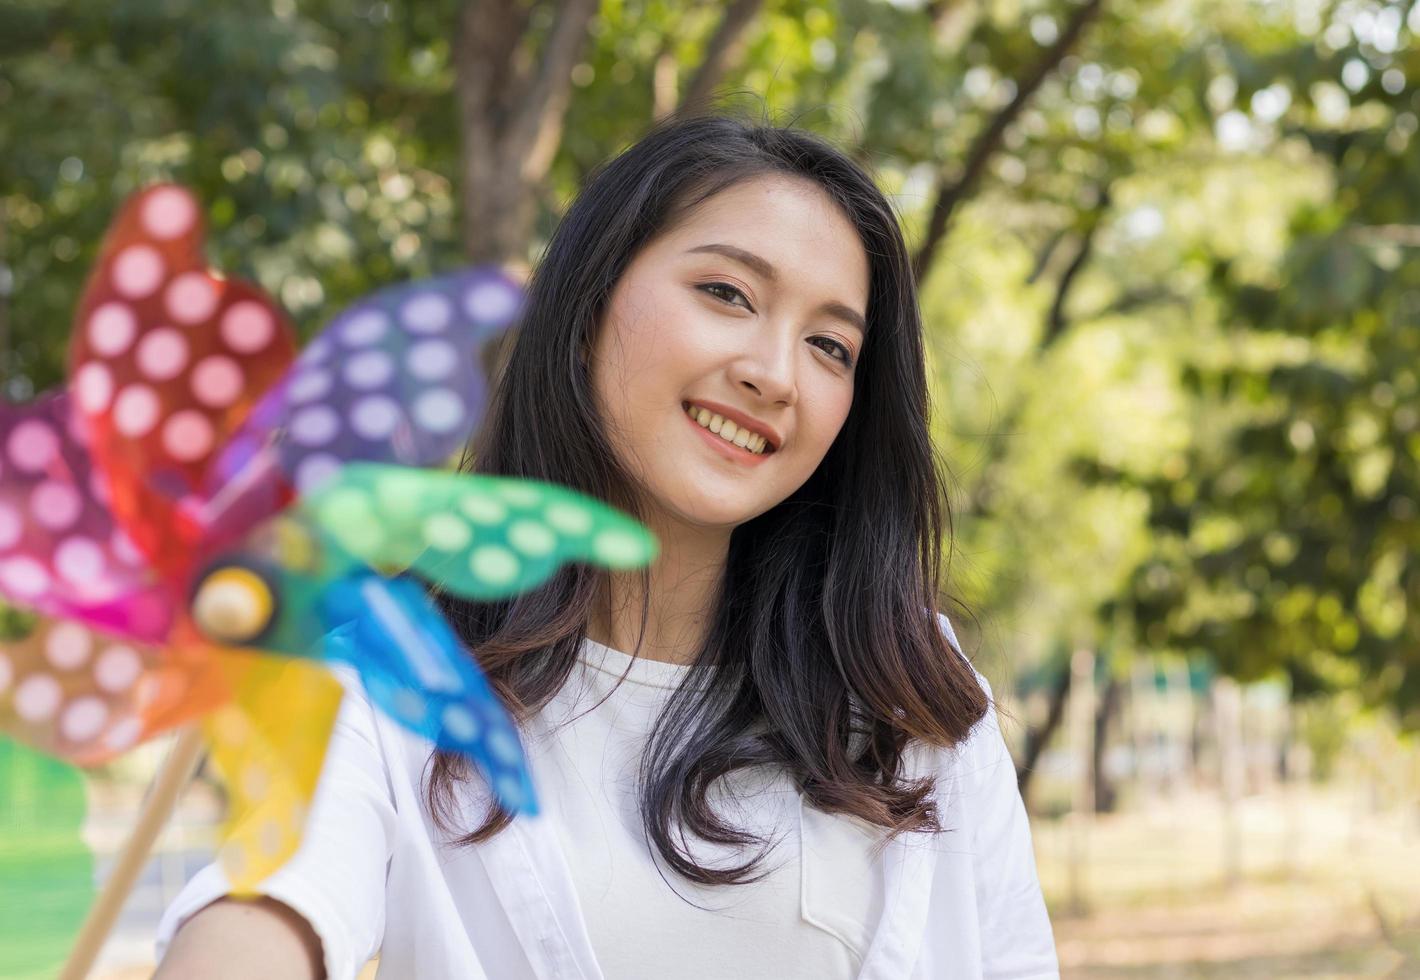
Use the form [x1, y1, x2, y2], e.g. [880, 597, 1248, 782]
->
[191, 565, 277, 644]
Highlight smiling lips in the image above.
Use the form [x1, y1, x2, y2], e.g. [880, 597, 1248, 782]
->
[682, 402, 775, 455]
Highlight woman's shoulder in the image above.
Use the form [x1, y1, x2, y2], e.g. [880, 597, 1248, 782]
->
[925, 608, 1006, 778]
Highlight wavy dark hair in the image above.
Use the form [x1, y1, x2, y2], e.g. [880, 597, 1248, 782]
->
[426, 109, 989, 886]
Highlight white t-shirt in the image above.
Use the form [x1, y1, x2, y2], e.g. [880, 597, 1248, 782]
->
[156, 614, 1059, 979]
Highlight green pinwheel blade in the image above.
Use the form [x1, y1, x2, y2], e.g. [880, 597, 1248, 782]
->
[0, 739, 94, 979]
[298, 463, 659, 599]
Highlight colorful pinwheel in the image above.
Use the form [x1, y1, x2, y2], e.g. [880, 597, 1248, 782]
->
[0, 184, 657, 972]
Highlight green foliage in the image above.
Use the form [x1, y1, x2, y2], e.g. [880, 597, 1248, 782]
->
[3, 0, 1419, 725]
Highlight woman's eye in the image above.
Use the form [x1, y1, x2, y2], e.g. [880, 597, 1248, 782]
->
[699, 282, 855, 367]
[698, 281, 751, 310]
[812, 337, 854, 367]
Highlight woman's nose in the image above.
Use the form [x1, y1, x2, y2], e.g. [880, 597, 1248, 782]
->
[732, 332, 798, 405]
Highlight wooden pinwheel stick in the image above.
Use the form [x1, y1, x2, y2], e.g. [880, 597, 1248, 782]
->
[59, 726, 207, 980]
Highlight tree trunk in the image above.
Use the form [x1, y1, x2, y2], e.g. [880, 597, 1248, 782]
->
[454, 0, 600, 265]
[1091, 673, 1122, 813]
[454, 0, 768, 265]
[1017, 659, 1071, 802]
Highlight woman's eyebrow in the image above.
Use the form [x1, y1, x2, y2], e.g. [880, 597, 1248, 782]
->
[685, 242, 867, 336]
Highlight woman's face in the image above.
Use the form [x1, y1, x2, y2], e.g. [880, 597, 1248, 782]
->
[589, 174, 869, 532]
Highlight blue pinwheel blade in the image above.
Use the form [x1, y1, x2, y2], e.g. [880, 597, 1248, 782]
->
[317, 574, 537, 816]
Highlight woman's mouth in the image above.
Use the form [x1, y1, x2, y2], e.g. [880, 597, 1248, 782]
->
[682, 402, 775, 464]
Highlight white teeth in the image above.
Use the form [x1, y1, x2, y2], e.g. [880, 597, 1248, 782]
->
[684, 404, 771, 455]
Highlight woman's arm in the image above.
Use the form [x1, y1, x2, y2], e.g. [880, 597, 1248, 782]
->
[155, 896, 325, 979]
[153, 663, 398, 979]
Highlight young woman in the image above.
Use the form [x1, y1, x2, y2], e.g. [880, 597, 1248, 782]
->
[154, 112, 1058, 980]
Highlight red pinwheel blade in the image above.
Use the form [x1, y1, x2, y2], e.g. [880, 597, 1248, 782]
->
[67, 184, 298, 583]
[0, 392, 173, 641]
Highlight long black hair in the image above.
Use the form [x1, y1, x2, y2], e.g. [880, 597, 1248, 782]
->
[427, 109, 989, 886]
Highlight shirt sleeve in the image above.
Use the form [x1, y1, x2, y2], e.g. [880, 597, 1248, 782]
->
[937, 611, 1059, 979]
[154, 664, 397, 980]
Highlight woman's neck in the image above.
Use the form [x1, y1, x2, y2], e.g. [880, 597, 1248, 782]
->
[586, 516, 729, 666]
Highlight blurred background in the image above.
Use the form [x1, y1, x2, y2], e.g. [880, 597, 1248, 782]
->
[2, 0, 1419, 976]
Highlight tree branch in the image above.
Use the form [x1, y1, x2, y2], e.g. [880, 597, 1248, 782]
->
[679, 0, 765, 114]
[911, 0, 1105, 282]
[1041, 182, 1111, 350]
[505, 0, 600, 181]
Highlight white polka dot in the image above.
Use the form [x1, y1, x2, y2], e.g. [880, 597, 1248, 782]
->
[412, 389, 465, 434]
[64, 407, 88, 445]
[242, 764, 269, 799]
[350, 396, 402, 440]
[495, 482, 542, 507]
[343, 350, 395, 390]
[486, 726, 523, 766]
[423, 513, 471, 551]
[113, 385, 160, 437]
[221, 300, 276, 353]
[102, 715, 143, 751]
[544, 501, 593, 535]
[45, 622, 93, 670]
[111, 245, 166, 299]
[286, 369, 332, 404]
[110, 530, 145, 567]
[30, 480, 82, 531]
[136, 327, 189, 381]
[54, 536, 106, 584]
[508, 519, 556, 557]
[290, 405, 340, 447]
[0, 556, 50, 597]
[165, 272, 219, 324]
[14, 674, 62, 722]
[458, 494, 507, 525]
[463, 280, 519, 322]
[162, 410, 215, 462]
[88, 302, 137, 357]
[0, 653, 11, 693]
[294, 453, 342, 492]
[400, 293, 452, 333]
[60, 697, 108, 742]
[302, 337, 332, 364]
[392, 688, 426, 723]
[73, 361, 114, 414]
[469, 545, 520, 586]
[495, 774, 526, 810]
[339, 310, 390, 347]
[89, 469, 110, 507]
[73, 575, 120, 603]
[441, 704, 480, 742]
[256, 818, 284, 858]
[0, 503, 20, 549]
[406, 340, 459, 381]
[593, 528, 647, 566]
[94, 646, 142, 693]
[191, 356, 244, 408]
[6, 419, 59, 472]
[142, 186, 197, 239]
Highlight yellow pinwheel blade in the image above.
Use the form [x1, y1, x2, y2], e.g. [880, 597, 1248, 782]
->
[201, 654, 343, 894]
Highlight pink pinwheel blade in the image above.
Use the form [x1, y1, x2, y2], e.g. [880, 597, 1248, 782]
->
[0, 392, 173, 641]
